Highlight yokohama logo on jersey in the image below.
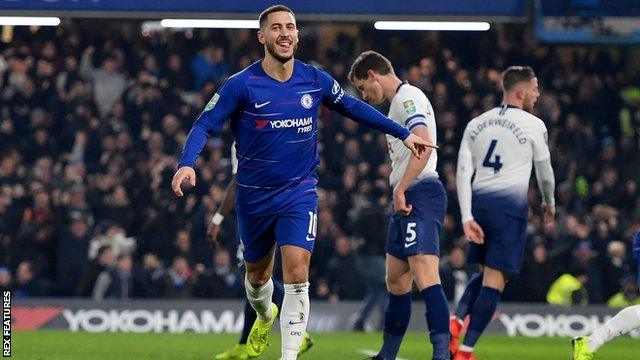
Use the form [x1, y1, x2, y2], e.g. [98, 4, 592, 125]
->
[255, 117, 313, 133]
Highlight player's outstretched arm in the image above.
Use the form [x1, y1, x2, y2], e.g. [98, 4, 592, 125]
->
[402, 133, 438, 159]
[173, 77, 241, 198]
[171, 166, 196, 197]
[317, 68, 437, 155]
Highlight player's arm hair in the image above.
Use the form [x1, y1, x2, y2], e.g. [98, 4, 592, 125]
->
[395, 125, 432, 191]
[534, 158, 555, 207]
[217, 176, 237, 217]
[456, 131, 474, 223]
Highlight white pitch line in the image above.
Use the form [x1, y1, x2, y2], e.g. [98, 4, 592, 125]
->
[357, 349, 410, 360]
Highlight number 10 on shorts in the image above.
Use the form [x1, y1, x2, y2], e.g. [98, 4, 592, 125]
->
[405, 222, 417, 248]
[307, 211, 317, 241]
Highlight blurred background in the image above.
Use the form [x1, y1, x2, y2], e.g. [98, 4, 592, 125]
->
[0, 0, 639, 312]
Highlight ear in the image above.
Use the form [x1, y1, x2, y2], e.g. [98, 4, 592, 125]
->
[366, 69, 377, 81]
[257, 30, 265, 45]
[516, 87, 525, 100]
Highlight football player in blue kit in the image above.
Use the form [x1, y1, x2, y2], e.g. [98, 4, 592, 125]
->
[171, 5, 436, 359]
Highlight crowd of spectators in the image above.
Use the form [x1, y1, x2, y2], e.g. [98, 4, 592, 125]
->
[0, 21, 638, 305]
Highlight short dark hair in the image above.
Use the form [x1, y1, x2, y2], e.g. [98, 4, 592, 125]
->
[501, 66, 536, 92]
[348, 50, 394, 83]
[259, 5, 295, 29]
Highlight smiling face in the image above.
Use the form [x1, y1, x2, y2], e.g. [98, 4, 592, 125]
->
[258, 11, 299, 63]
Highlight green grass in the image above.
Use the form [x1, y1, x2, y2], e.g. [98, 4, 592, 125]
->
[11, 330, 639, 359]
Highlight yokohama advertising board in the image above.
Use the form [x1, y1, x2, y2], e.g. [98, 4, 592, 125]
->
[11, 299, 639, 338]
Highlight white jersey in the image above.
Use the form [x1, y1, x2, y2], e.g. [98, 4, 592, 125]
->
[457, 105, 550, 220]
[386, 83, 438, 187]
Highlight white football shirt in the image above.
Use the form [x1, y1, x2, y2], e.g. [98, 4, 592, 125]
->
[457, 105, 550, 220]
[386, 83, 438, 187]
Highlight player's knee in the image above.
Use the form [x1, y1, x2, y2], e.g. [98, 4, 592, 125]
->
[386, 274, 412, 295]
[246, 270, 271, 286]
[413, 271, 441, 290]
[284, 265, 308, 283]
[482, 267, 508, 291]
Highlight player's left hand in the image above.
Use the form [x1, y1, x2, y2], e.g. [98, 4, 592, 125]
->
[393, 188, 412, 216]
[541, 203, 556, 224]
[463, 220, 485, 244]
[402, 133, 438, 159]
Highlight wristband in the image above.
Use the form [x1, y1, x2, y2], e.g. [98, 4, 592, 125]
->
[211, 212, 224, 226]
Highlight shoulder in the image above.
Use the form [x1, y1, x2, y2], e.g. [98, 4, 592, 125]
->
[394, 85, 426, 103]
[302, 61, 333, 83]
[224, 64, 256, 87]
[516, 110, 547, 132]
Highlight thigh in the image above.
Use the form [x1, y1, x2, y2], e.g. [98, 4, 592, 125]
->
[237, 212, 277, 263]
[402, 183, 447, 257]
[475, 210, 527, 274]
[274, 193, 318, 254]
[386, 253, 412, 295]
[385, 212, 408, 261]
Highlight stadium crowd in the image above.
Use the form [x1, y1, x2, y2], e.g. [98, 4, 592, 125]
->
[0, 21, 638, 306]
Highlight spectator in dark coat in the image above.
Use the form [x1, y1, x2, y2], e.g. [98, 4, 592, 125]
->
[75, 245, 115, 297]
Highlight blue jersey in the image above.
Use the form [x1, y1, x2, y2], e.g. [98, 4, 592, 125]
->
[179, 60, 410, 216]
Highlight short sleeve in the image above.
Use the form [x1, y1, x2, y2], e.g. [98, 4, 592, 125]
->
[397, 88, 434, 131]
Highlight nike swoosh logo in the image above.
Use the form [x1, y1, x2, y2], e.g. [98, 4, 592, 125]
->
[289, 320, 305, 325]
[404, 242, 416, 248]
[306, 235, 315, 241]
[255, 101, 270, 108]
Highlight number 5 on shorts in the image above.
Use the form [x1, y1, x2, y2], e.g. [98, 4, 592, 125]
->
[405, 222, 416, 247]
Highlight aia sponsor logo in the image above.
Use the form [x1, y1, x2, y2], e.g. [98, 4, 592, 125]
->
[13, 306, 63, 330]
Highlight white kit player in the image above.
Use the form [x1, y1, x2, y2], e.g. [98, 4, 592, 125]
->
[451, 66, 556, 359]
[349, 51, 450, 360]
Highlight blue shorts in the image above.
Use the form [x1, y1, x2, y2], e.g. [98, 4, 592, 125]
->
[386, 178, 447, 261]
[237, 192, 318, 263]
[466, 208, 527, 274]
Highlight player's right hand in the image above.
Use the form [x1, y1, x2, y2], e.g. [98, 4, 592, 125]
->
[393, 188, 412, 216]
[541, 203, 556, 224]
[171, 166, 196, 197]
[402, 133, 438, 159]
[206, 221, 221, 248]
[463, 220, 485, 244]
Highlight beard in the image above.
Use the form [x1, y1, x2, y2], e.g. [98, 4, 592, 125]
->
[523, 101, 534, 112]
[266, 39, 297, 63]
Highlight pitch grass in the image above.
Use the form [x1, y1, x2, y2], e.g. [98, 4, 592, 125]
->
[12, 330, 639, 359]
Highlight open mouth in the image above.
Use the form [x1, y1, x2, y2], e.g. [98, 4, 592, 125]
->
[276, 40, 292, 51]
